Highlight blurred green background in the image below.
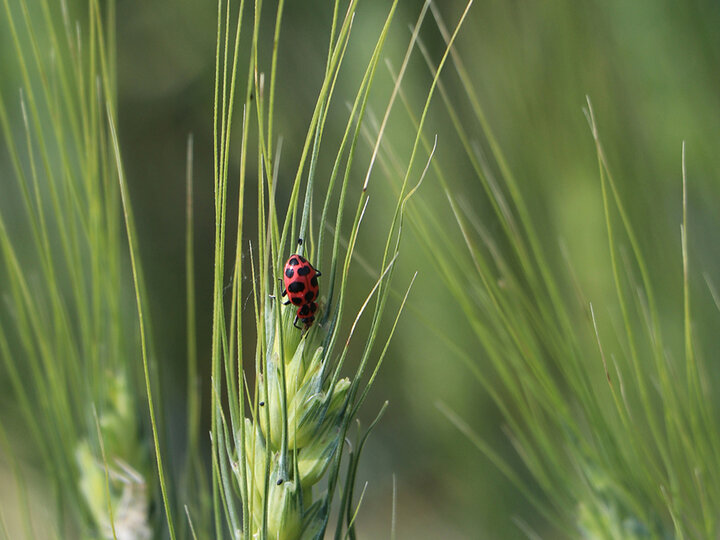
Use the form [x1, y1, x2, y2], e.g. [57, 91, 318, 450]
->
[3, 0, 720, 538]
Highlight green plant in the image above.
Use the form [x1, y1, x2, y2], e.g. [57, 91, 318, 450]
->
[0, 0, 155, 537]
[203, 1, 471, 538]
[372, 5, 720, 537]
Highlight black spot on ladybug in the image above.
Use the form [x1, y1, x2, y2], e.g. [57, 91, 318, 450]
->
[288, 281, 305, 293]
[285, 268, 294, 278]
[298, 304, 310, 316]
[304, 291, 314, 302]
[297, 265, 310, 276]
[289, 257, 299, 266]
[292, 297, 302, 305]
[297, 255, 306, 263]
[310, 276, 318, 287]
[309, 303, 317, 313]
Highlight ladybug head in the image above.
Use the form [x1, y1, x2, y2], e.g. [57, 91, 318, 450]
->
[297, 302, 318, 328]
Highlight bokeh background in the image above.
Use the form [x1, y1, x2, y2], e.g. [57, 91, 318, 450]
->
[3, 0, 720, 538]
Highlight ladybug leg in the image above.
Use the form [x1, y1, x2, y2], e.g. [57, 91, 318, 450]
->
[283, 300, 291, 306]
[293, 316, 302, 329]
[315, 271, 321, 277]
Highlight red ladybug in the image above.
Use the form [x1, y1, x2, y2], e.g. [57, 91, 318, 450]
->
[281, 254, 321, 327]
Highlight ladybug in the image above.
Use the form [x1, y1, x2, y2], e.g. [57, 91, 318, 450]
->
[281, 254, 321, 326]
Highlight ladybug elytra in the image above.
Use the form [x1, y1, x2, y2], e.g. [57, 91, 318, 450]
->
[281, 253, 321, 329]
